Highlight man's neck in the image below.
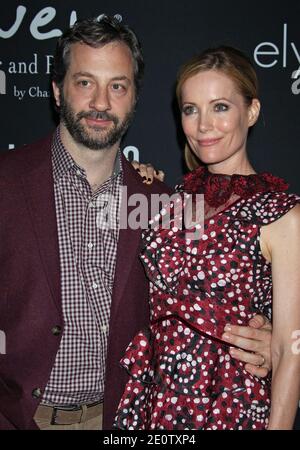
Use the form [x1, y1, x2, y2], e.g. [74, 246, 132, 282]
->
[59, 124, 120, 189]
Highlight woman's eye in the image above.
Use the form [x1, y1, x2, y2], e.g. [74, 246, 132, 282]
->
[214, 103, 229, 112]
[182, 105, 197, 115]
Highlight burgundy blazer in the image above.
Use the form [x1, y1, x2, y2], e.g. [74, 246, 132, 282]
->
[0, 134, 172, 429]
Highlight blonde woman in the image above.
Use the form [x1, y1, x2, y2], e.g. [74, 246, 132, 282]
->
[115, 46, 300, 430]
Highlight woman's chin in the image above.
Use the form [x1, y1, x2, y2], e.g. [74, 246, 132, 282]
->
[197, 156, 222, 166]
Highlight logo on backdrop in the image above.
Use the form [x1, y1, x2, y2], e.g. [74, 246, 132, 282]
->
[253, 23, 300, 95]
[0, 5, 122, 40]
[0, 53, 53, 101]
[0, 7, 137, 152]
[0, 7, 123, 101]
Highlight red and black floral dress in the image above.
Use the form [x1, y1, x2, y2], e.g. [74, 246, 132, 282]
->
[114, 167, 300, 430]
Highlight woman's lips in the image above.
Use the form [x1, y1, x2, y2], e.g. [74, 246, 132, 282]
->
[197, 137, 222, 146]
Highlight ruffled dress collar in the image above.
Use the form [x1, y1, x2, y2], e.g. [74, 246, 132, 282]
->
[182, 166, 289, 208]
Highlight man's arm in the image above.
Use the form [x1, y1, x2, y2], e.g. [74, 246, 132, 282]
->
[221, 314, 272, 378]
[0, 411, 17, 430]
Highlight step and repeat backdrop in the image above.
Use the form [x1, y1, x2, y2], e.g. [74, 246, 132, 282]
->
[1, 0, 300, 428]
[0, 0, 300, 190]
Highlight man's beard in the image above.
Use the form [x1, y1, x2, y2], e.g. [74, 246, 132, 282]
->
[59, 91, 135, 150]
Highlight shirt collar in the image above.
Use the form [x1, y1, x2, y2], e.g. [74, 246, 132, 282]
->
[52, 126, 123, 183]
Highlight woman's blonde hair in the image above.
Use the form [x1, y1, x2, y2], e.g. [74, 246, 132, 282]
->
[176, 46, 259, 171]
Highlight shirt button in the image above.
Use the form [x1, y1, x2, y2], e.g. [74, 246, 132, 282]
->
[51, 325, 62, 336]
[88, 242, 94, 250]
[76, 170, 81, 176]
[32, 388, 42, 399]
[92, 282, 98, 290]
[100, 325, 108, 332]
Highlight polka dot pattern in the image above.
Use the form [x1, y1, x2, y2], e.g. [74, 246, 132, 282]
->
[114, 182, 300, 430]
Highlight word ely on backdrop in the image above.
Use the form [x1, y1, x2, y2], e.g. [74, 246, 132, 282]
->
[254, 23, 300, 94]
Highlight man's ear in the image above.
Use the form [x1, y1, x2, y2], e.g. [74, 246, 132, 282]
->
[248, 98, 261, 127]
[52, 81, 61, 108]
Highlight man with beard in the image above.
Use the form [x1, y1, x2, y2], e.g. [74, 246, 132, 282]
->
[0, 16, 272, 430]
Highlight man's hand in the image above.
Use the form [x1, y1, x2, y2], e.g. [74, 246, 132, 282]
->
[221, 314, 272, 378]
[131, 161, 165, 184]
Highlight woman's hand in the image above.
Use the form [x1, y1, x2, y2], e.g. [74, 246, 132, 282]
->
[131, 160, 165, 184]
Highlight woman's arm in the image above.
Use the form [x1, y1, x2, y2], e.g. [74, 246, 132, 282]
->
[131, 161, 165, 184]
[261, 204, 300, 429]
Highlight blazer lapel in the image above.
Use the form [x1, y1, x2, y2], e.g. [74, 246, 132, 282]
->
[21, 137, 62, 315]
[110, 156, 146, 321]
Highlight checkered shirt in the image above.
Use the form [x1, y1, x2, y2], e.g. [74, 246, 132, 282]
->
[41, 128, 122, 405]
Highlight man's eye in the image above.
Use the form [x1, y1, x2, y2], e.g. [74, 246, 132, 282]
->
[214, 103, 229, 112]
[78, 80, 90, 87]
[111, 83, 125, 91]
[182, 105, 197, 115]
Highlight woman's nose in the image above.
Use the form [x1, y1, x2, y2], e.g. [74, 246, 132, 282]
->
[198, 113, 213, 132]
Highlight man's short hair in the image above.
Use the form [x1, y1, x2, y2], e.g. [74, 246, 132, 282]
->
[52, 16, 144, 97]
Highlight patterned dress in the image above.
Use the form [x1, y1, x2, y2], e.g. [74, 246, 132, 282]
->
[114, 167, 300, 430]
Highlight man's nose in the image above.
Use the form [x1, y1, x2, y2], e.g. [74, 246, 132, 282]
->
[89, 86, 111, 111]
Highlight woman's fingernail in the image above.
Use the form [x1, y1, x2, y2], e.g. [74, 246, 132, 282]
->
[223, 333, 231, 340]
[142, 176, 147, 180]
[224, 324, 232, 332]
